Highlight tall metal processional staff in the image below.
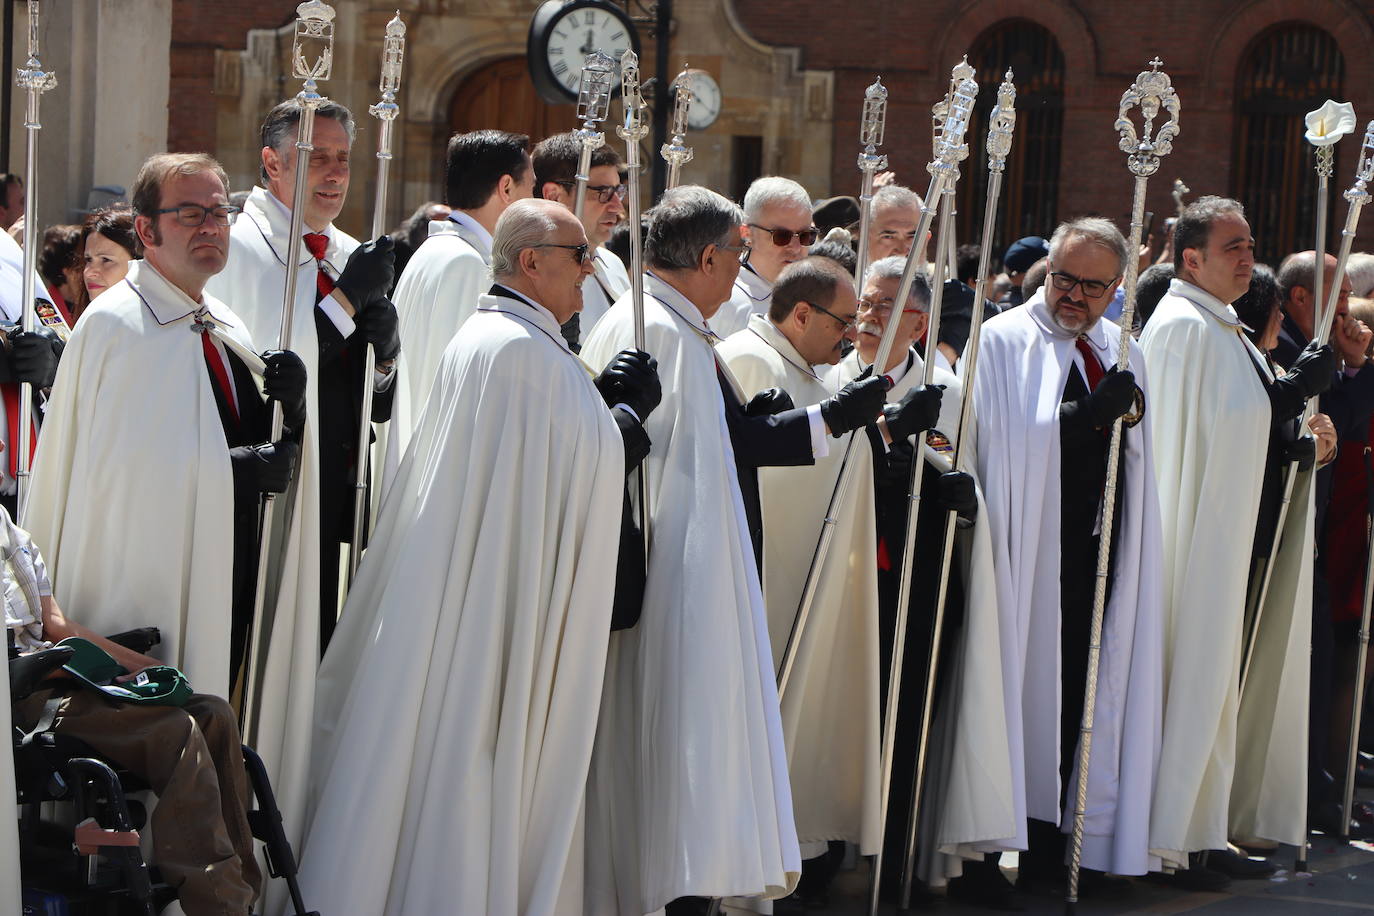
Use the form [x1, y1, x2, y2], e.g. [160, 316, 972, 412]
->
[14, 0, 55, 516]
[1065, 58, 1180, 913]
[242, 0, 335, 738]
[571, 51, 614, 219]
[347, 10, 406, 588]
[619, 49, 652, 550]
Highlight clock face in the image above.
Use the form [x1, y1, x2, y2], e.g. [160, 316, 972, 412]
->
[544, 6, 634, 98]
[683, 70, 722, 131]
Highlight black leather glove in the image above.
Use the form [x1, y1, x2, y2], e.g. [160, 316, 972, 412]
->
[936, 470, 978, 519]
[819, 375, 889, 436]
[594, 349, 661, 420]
[262, 349, 307, 432]
[334, 236, 396, 314]
[1086, 367, 1138, 428]
[744, 387, 795, 417]
[882, 385, 943, 442]
[9, 327, 58, 388]
[1286, 435, 1317, 472]
[876, 437, 916, 491]
[1269, 341, 1337, 422]
[230, 440, 299, 495]
[357, 297, 401, 362]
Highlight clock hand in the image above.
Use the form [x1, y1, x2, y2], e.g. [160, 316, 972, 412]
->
[581, 29, 594, 56]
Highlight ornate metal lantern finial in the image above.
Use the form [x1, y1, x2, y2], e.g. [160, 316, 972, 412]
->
[986, 70, 1018, 174]
[293, 0, 336, 85]
[576, 50, 615, 128]
[1115, 58, 1180, 178]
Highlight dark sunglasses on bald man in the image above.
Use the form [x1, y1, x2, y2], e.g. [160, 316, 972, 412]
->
[532, 242, 592, 265]
[748, 223, 819, 247]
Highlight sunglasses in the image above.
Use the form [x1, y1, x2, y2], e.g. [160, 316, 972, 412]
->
[748, 223, 819, 247]
[533, 243, 592, 265]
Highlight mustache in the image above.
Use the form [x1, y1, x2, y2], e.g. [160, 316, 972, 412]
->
[856, 320, 884, 337]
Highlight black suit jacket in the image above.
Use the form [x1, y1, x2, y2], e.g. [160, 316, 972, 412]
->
[611, 406, 650, 630]
[315, 309, 397, 543]
[715, 367, 815, 567]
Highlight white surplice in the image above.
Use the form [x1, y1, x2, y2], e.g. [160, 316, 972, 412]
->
[1141, 279, 1312, 851]
[970, 291, 1170, 874]
[582, 274, 800, 912]
[299, 291, 623, 916]
[715, 264, 773, 339]
[380, 215, 492, 495]
[718, 315, 882, 854]
[578, 246, 632, 340]
[203, 184, 341, 910]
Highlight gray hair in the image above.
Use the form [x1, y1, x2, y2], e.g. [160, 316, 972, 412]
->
[1049, 217, 1130, 277]
[1173, 196, 1245, 273]
[865, 255, 930, 311]
[646, 186, 743, 272]
[742, 176, 811, 221]
[259, 99, 357, 183]
[490, 199, 560, 279]
[1345, 252, 1374, 298]
[871, 184, 923, 215]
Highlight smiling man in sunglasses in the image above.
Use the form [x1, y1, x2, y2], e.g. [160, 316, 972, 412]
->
[532, 132, 633, 348]
[713, 176, 818, 339]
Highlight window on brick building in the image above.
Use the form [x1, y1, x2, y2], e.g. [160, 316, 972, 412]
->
[957, 20, 1064, 262]
[1234, 25, 1343, 263]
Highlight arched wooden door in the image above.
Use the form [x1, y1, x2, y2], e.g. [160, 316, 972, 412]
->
[449, 57, 578, 140]
[1233, 25, 1343, 263]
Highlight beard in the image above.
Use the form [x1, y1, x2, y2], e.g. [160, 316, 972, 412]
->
[1049, 299, 1093, 334]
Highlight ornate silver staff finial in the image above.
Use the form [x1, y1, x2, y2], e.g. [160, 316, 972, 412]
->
[930, 58, 977, 173]
[368, 13, 405, 141]
[576, 50, 615, 129]
[16, 1, 56, 117]
[1115, 58, 1180, 179]
[1345, 121, 1374, 208]
[986, 69, 1017, 173]
[661, 65, 696, 189]
[293, 0, 336, 85]
[618, 50, 649, 146]
[859, 77, 889, 179]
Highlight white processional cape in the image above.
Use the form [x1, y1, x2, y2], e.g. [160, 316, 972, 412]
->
[378, 217, 491, 497]
[203, 184, 341, 908]
[300, 294, 623, 916]
[829, 346, 1019, 884]
[970, 293, 1169, 874]
[1141, 279, 1312, 851]
[717, 315, 882, 854]
[26, 260, 253, 689]
[579, 246, 632, 339]
[582, 274, 800, 912]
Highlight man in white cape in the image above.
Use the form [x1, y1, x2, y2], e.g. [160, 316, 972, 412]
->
[715, 177, 816, 338]
[827, 257, 1017, 897]
[717, 255, 942, 905]
[971, 218, 1168, 886]
[1142, 197, 1332, 877]
[299, 200, 655, 915]
[581, 187, 888, 914]
[381, 129, 533, 488]
[531, 131, 633, 345]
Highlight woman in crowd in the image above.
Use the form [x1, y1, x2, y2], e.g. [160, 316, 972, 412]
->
[79, 206, 137, 318]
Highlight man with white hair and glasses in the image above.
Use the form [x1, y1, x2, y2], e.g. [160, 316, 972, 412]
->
[715, 176, 818, 338]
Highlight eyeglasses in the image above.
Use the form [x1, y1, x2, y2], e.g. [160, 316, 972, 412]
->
[532, 242, 592, 265]
[716, 242, 751, 263]
[556, 181, 627, 204]
[748, 223, 819, 247]
[1048, 269, 1118, 300]
[857, 297, 923, 316]
[155, 204, 241, 228]
[804, 300, 857, 331]
[876, 229, 919, 242]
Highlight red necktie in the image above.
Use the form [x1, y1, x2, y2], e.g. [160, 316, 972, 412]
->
[2, 384, 34, 478]
[202, 331, 239, 424]
[1074, 336, 1105, 391]
[303, 232, 334, 301]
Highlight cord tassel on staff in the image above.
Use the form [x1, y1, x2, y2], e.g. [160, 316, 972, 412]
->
[1066, 57, 1180, 912]
[346, 9, 406, 589]
[241, 0, 335, 742]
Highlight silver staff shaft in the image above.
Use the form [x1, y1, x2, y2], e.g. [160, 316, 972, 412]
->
[619, 49, 650, 553]
[242, 0, 335, 741]
[896, 72, 1017, 901]
[1241, 123, 1374, 700]
[1344, 499, 1374, 837]
[347, 11, 406, 590]
[776, 171, 952, 700]
[15, 0, 54, 516]
[1067, 59, 1179, 911]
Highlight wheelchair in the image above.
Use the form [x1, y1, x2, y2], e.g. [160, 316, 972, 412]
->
[11, 628, 319, 916]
